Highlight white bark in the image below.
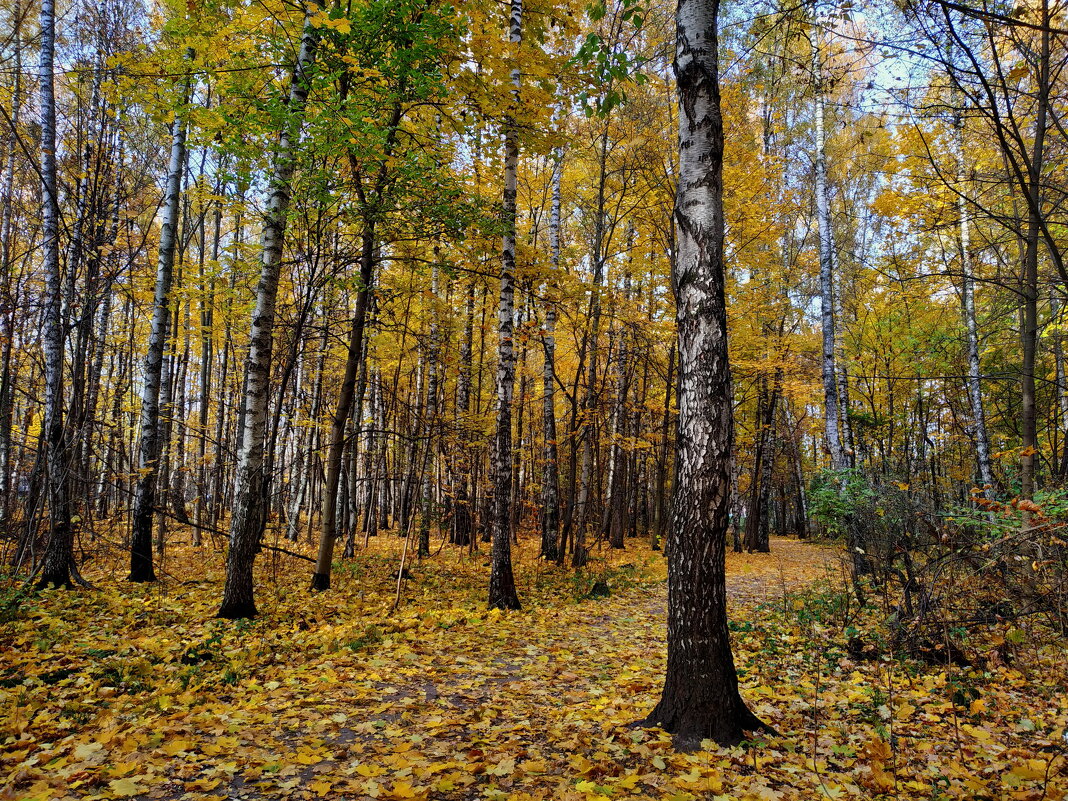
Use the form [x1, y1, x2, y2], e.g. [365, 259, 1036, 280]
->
[812, 25, 845, 472]
[36, 0, 75, 587]
[540, 147, 562, 559]
[954, 115, 995, 496]
[130, 63, 190, 581]
[220, 3, 321, 617]
[488, 0, 523, 610]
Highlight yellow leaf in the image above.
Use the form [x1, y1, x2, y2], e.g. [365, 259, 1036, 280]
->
[73, 742, 104, 760]
[309, 779, 332, 796]
[108, 777, 143, 797]
[387, 780, 423, 800]
[161, 739, 192, 756]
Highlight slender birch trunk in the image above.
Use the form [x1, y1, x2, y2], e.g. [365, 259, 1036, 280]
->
[129, 63, 190, 582]
[652, 343, 675, 552]
[812, 27, 844, 472]
[1054, 291, 1068, 478]
[36, 0, 76, 588]
[953, 113, 995, 496]
[219, 5, 320, 617]
[572, 126, 610, 567]
[540, 148, 562, 560]
[453, 280, 475, 546]
[487, 0, 523, 610]
[418, 260, 441, 558]
[0, 0, 22, 519]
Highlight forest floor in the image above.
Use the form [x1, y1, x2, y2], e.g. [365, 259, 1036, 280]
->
[2, 531, 1068, 800]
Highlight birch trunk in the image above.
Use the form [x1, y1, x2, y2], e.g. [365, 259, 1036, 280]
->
[1054, 292, 1068, 478]
[540, 148, 562, 560]
[129, 68, 189, 582]
[36, 0, 75, 588]
[453, 280, 474, 546]
[572, 126, 610, 567]
[0, 0, 22, 518]
[812, 29, 844, 472]
[418, 260, 441, 558]
[487, 0, 523, 610]
[642, 0, 765, 748]
[652, 343, 675, 552]
[954, 114, 995, 496]
[219, 6, 320, 617]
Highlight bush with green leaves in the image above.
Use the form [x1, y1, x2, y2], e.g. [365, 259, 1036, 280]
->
[808, 468, 876, 538]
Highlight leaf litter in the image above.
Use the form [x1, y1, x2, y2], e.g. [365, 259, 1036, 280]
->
[2, 535, 1067, 800]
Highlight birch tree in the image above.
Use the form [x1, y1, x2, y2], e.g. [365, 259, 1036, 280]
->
[642, 0, 766, 749]
[540, 147, 563, 561]
[35, 0, 75, 589]
[812, 21, 846, 472]
[954, 108, 994, 497]
[129, 57, 190, 583]
[487, 0, 523, 611]
[218, 4, 321, 618]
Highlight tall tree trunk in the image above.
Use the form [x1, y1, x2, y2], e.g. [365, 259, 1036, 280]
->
[642, 0, 765, 748]
[487, 0, 523, 611]
[0, 0, 22, 523]
[196, 179, 223, 539]
[1019, 3, 1049, 500]
[652, 343, 675, 552]
[219, 6, 320, 618]
[954, 112, 994, 496]
[812, 28, 844, 472]
[453, 280, 475, 546]
[312, 229, 375, 589]
[572, 125, 611, 567]
[745, 368, 780, 554]
[129, 64, 189, 582]
[1054, 291, 1068, 479]
[35, 0, 75, 588]
[540, 148, 562, 560]
[419, 260, 441, 558]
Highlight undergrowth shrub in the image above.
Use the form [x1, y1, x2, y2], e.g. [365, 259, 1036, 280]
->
[808, 469, 1068, 664]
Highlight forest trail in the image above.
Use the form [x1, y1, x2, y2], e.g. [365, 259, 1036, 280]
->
[228, 536, 842, 801]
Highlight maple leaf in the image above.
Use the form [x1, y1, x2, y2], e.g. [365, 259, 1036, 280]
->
[108, 777, 144, 797]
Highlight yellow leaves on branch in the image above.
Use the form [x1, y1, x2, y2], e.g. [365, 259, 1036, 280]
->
[310, 11, 351, 35]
